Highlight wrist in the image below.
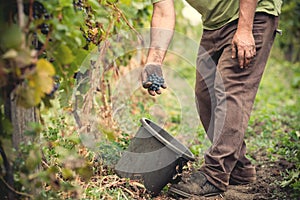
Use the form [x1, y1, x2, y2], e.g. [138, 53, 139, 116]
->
[236, 27, 253, 35]
[145, 62, 162, 67]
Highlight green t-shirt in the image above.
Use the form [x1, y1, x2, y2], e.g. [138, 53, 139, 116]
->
[151, 0, 282, 30]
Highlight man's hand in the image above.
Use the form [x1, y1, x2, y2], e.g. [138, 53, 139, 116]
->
[142, 64, 167, 96]
[231, 30, 256, 69]
[232, 0, 258, 69]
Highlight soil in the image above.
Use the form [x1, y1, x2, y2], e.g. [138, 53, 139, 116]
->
[152, 149, 296, 200]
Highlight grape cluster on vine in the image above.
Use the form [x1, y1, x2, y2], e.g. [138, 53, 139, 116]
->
[24, 1, 51, 36]
[38, 23, 49, 35]
[24, 1, 51, 50]
[24, 1, 49, 20]
[73, 0, 85, 11]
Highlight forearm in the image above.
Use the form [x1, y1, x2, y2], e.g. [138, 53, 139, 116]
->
[147, 0, 175, 65]
[237, 0, 258, 33]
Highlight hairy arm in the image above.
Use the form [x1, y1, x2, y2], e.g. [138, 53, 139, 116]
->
[232, 0, 258, 68]
[142, 0, 175, 96]
[146, 0, 175, 65]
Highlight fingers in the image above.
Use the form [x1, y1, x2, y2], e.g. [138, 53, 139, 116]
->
[143, 80, 166, 96]
[243, 46, 256, 68]
[231, 33, 256, 69]
[236, 47, 256, 69]
[147, 88, 163, 96]
[244, 49, 253, 67]
[142, 64, 167, 96]
[156, 89, 162, 95]
[231, 43, 237, 59]
[142, 79, 156, 95]
[238, 46, 245, 68]
[143, 81, 152, 89]
[148, 89, 156, 96]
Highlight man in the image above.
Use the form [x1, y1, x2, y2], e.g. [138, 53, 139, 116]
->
[141, 0, 281, 198]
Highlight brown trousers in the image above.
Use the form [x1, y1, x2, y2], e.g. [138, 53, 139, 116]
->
[195, 13, 279, 191]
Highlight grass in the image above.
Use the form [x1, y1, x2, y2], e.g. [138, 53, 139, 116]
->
[245, 54, 300, 196]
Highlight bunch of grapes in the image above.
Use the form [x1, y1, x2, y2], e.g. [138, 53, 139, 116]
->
[33, 1, 47, 19]
[24, 1, 48, 19]
[38, 23, 49, 35]
[24, 1, 52, 50]
[24, 1, 51, 35]
[147, 74, 165, 91]
[73, 0, 85, 11]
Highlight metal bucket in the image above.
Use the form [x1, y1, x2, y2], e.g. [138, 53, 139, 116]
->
[115, 118, 195, 196]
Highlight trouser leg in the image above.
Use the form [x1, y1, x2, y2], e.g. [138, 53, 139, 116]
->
[195, 44, 218, 142]
[195, 31, 256, 186]
[196, 13, 278, 191]
[230, 141, 257, 184]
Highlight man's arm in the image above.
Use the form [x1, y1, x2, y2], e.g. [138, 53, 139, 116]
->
[147, 0, 175, 65]
[142, 0, 175, 96]
[232, 0, 258, 68]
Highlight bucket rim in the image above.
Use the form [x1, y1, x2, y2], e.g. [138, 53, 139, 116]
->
[140, 118, 195, 161]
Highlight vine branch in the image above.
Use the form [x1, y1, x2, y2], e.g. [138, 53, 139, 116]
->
[16, 0, 26, 50]
[25, 0, 34, 33]
[0, 143, 15, 199]
[16, 0, 25, 29]
[111, 4, 144, 45]
[0, 177, 33, 198]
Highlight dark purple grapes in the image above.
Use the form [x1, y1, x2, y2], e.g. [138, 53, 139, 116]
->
[24, 1, 51, 20]
[147, 74, 165, 91]
[44, 13, 51, 20]
[73, 0, 84, 11]
[39, 23, 49, 35]
[33, 1, 46, 19]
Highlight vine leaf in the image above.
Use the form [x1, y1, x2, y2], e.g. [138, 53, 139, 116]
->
[17, 59, 55, 108]
[35, 59, 56, 92]
[2, 49, 18, 59]
[0, 24, 23, 50]
[25, 148, 42, 171]
[54, 44, 75, 65]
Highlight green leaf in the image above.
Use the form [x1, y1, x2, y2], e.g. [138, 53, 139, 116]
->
[61, 168, 74, 180]
[16, 48, 34, 68]
[35, 59, 56, 94]
[56, 24, 69, 32]
[120, 0, 131, 5]
[132, 2, 145, 9]
[74, 49, 88, 70]
[76, 165, 93, 181]
[54, 44, 75, 65]
[16, 84, 40, 108]
[59, 0, 73, 8]
[0, 24, 23, 50]
[88, 0, 101, 11]
[25, 148, 42, 171]
[17, 59, 55, 107]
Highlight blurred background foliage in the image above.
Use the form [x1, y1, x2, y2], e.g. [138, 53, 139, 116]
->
[277, 0, 300, 63]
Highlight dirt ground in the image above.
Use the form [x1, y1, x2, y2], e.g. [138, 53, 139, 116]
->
[152, 150, 296, 200]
